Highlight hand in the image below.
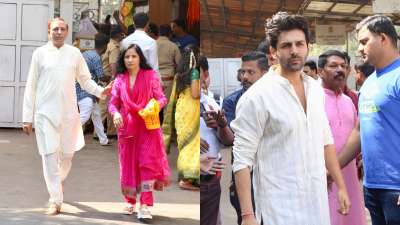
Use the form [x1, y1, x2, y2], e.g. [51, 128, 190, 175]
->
[102, 80, 114, 96]
[200, 138, 209, 154]
[203, 110, 218, 129]
[200, 155, 225, 175]
[216, 109, 228, 128]
[337, 187, 351, 215]
[113, 112, 123, 129]
[22, 122, 33, 135]
[241, 214, 259, 225]
[209, 160, 226, 175]
[113, 10, 120, 21]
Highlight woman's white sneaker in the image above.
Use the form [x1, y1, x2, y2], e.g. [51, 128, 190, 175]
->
[137, 205, 152, 222]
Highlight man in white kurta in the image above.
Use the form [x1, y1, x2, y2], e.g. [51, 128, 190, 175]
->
[231, 12, 350, 225]
[232, 69, 334, 225]
[22, 18, 111, 215]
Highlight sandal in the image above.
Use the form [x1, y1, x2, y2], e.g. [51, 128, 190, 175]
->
[179, 180, 200, 191]
[122, 205, 135, 215]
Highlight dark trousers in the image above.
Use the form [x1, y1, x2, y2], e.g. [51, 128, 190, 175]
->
[200, 175, 221, 225]
[229, 172, 255, 225]
[364, 187, 400, 225]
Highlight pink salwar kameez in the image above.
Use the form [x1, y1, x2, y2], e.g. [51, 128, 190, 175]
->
[109, 69, 170, 206]
[324, 89, 366, 225]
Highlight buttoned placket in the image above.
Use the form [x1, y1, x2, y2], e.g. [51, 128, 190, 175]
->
[278, 75, 311, 189]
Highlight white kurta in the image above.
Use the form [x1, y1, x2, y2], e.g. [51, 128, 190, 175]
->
[231, 70, 334, 225]
[23, 42, 104, 155]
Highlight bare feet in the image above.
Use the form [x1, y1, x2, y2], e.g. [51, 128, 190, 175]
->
[46, 203, 61, 216]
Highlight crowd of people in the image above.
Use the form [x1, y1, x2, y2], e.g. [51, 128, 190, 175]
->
[200, 12, 399, 225]
[22, 10, 199, 223]
[18, 5, 400, 225]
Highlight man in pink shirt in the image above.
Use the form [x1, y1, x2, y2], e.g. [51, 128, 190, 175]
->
[319, 50, 366, 225]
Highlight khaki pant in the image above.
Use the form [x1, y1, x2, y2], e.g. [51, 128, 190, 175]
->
[98, 96, 117, 136]
[161, 74, 174, 101]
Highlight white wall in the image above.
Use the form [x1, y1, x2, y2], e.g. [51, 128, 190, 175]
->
[208, 58, 242, 99]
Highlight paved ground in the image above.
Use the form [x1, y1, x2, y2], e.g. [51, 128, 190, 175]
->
[0, 128, 199, 225]
[0, 128, 372, 225]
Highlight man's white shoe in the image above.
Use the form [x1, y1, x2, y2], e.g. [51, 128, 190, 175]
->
[137, 205, 152, 222]
[100, 139, 111, 146]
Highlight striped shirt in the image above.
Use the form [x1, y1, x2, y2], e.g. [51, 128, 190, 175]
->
[232, 69, 333, 225]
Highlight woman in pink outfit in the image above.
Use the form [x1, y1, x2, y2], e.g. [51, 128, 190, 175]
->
[109, 44, 170, 222]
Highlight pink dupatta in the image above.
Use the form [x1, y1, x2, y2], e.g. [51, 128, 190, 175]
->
[119, 69, 153, 136]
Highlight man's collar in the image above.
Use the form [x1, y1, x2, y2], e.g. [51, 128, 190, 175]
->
[46, 41, 65, 50]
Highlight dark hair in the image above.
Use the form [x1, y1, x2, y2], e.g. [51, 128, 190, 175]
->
[198, 55, 209, 71]
[97, 23, 111, 37]
[104, 15, 111, 24]
[354, 62, 375, 78]
[241, 51, 269, 71]
[256, 39, 270, 55]
[148, 22, 159, 36]
[159, 24, 171, 36]
[265, 11, 310, 49]
[172, 19, 186, 30]
[342, 51, 351, 64]
[117, 44, 153, 74]
[134, 12, 149, 29]
[127, 24, 135, 35]
[94, 33, 109, 49]
[318, 50, 347, 69]
[304, 60, 317, 71]
[110, 25, 123, 38]
[176, 44, 199, 94]
[356, 15, 398, 48]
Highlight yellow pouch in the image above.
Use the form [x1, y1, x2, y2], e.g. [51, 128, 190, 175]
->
[138, 98, 160, 130]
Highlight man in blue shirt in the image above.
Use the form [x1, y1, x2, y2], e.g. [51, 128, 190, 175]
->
[171, 19, 198, 51]
[76, 33, 110, 146]
[339, 15, 400, 225]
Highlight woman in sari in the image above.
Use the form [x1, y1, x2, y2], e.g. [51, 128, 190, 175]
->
[109, 44, 170, 222]
[163, 45, 200, 190]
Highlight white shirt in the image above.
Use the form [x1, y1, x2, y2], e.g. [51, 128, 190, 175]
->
[200, 93, 221, 159]
[23, 42, 103, 155]
[231, 69, 333, 225]
[121, 30, 159, 72]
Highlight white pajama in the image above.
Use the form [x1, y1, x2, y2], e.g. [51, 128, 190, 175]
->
[41, 152, 74, 205]
[78, 97, 108, 145]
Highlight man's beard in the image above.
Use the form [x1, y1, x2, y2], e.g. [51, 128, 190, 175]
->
[281, 56, 305, 72]
[242, 81, 251, 91]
